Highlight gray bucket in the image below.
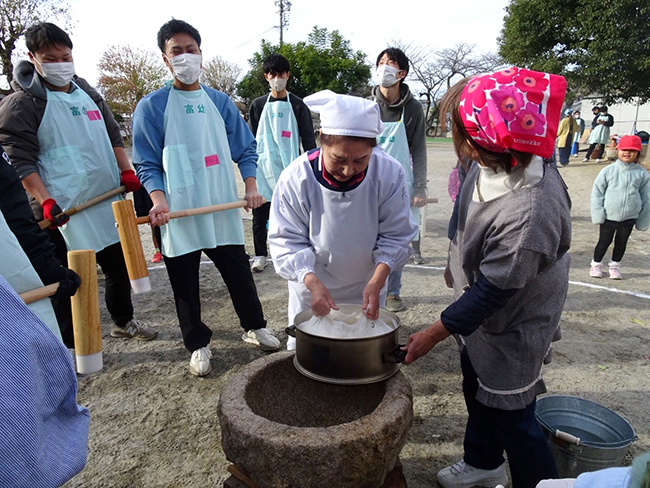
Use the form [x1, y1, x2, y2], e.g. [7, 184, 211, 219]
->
[536, 395, 637, 477]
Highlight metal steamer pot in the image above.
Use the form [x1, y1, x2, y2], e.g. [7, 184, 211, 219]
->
[286, 304, 406, 385]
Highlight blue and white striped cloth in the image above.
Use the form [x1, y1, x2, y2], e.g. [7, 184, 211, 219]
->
[0, 274, 89, 487]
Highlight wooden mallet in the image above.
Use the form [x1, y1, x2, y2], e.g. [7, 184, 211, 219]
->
[39, 185, 126, 230]
[112, 199, 253, 294]
[419, 197, 439, 237]
[18, 249, 102, 374]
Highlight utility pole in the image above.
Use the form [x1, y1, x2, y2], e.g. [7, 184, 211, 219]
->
[279, 0, 283, 46]
[276, 0, 291, 47]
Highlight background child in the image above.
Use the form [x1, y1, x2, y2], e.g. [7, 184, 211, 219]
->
[590, 135, 650, 279]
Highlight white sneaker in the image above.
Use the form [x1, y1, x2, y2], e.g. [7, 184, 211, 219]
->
[242, 328, 281, 351]
[189, 346, 212, 376]
[590, 261, 603, 278]
[437, 460, 508, 488]
[582, 158, 589, 162]
[608, 261, 622, 280]
[251, 256, 269, 272]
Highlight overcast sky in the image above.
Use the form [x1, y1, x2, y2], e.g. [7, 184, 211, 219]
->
[53, 0, 510, 87]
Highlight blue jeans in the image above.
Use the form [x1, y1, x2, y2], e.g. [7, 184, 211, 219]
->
[461, 353, 558, 488]
[387, 268, 403, 296]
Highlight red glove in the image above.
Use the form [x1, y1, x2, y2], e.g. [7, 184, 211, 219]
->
[120, 169, 141, 192]
[42, 198, 69, 228]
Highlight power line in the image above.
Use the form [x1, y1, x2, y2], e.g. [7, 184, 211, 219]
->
[228, 26, 277, 51]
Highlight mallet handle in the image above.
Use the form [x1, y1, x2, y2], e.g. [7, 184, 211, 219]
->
[134, 200, 251, 225]
[427, 198, 438, 204]
[39, 185, 126, 229]
[18, 283, 60, 304]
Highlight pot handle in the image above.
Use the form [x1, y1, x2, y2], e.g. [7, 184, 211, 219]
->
[285, 325, 296, 338]
[383, 344, 407, 364]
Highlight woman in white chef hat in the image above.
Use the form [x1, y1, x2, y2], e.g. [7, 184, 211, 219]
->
[269, 90, 419, 349]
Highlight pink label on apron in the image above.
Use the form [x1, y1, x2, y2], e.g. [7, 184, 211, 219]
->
[86, 110, 102, 121]
[205, 154, 220, 167]
[281, 130, 292, 138]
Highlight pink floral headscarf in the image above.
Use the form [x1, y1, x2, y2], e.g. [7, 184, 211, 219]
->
[459, 67, 567, 159]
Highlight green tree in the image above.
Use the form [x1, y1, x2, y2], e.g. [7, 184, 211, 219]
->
[0, 0, 71, 86]
[237, 27, 371, 106]
[97, 44, 167, 138]
[498, 0, 650, 103]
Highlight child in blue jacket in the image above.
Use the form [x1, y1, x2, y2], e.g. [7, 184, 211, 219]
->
[590, 135, 650, 279]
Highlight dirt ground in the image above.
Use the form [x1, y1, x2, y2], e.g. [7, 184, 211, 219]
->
[66, 143, 650, 487]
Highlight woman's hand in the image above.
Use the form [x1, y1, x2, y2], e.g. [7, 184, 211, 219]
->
[402, 319, 451, 364]
[362, 280, 382, 320]
[362, 263, 390, 320]
[304, 273, 338, 316]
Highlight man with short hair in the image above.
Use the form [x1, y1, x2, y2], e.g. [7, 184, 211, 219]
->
[371, 47, 428, 312]
[248, 53, 316, 272]
[0, 22, 156, 345]
[132, 19, 281, 377]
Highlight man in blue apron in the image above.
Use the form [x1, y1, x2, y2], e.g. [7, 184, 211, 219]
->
[133, 20, 281, 377]
[248, 53, 316, 273]
[372, 48, 428, 312]
[0, 23, 157, 346]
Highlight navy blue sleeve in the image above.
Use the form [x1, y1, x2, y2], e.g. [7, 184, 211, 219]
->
[440, 272, 520, 336]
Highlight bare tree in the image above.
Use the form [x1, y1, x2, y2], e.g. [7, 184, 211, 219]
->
[390, 40, 505, 136]
[97, 44, 167, 138]
[0, 0, 71, 87]
[200, 56, 241, 98]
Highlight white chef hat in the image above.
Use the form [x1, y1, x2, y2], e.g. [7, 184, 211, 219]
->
[304, 90, 384, 138]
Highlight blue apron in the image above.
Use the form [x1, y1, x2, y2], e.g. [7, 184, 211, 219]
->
[377, 108, 420, 239]
[255, 94, 300, 201]
[36, 82, 121, 252]
[160, 86, 244, 257]
[0, 212, 62, 342]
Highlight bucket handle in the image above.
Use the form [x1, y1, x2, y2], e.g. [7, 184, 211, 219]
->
[555, 429, 581, 446]
[285, 326, 296, 338]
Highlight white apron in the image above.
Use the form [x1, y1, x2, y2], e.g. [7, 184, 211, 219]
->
[588, 115, 611, 145]
[0, 212, 62, 342]
[377, 108, 420, 239]
[286, 151, 387, 329]
[161, 86, 244, 257]
[255, 94, 300, 201]
[36, 82, 121, 252]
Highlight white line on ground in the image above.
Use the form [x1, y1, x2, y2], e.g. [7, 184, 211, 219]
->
[567, 280, 650, 300]
[145, 261, 650, 300]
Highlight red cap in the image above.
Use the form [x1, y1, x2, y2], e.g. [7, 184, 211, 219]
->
[618, 135, 642, 152]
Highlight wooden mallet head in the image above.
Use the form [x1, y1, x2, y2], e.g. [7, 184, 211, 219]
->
[67, 250, 103, 374]
[112, 199, 151, 294]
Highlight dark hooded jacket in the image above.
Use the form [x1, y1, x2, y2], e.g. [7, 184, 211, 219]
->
[0, 147, 65, 285]
[0, 60, 124, 218]
[371, 82, 427, 199]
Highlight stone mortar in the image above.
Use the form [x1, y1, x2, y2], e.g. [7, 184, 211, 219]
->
[217, 351, 413, 488]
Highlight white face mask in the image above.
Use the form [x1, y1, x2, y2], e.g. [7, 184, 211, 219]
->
[374, 64, 401, 88]
[34, 58, 75, 87]
[269, 77, 287, 93]
[167, 53, 202, 85]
